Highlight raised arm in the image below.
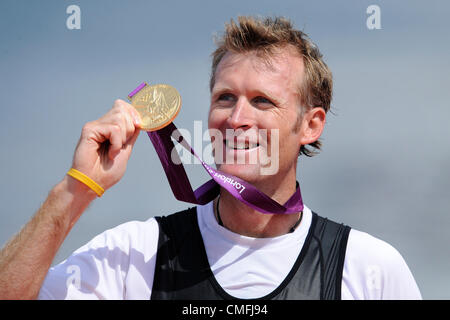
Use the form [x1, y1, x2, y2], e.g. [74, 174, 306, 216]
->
[0, 100, 141, 299]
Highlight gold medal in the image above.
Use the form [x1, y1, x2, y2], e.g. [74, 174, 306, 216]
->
[129, 83, 181, 131]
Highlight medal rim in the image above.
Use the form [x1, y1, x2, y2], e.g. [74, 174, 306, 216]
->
[129, 83, 181, 132]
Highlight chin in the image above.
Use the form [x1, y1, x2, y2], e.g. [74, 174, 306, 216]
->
[216, 163, 265, 184]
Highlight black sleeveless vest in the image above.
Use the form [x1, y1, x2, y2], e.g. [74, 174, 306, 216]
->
[151, 207, 350, 300]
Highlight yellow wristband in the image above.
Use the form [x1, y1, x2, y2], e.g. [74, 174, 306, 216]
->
[67, 168, 105, 197]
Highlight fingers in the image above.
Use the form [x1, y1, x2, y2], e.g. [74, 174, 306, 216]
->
[104, 99, 141, 159]
[72, 99, 143, 192]
[106, 99, 141, 132]
[80, 99, 142, 159]
[107, 124, 124, 160]
[112, 98, 142, 128]
[121, 127, 141, 158]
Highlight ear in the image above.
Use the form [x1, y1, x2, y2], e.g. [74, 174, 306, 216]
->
[298, 107, 326, 146]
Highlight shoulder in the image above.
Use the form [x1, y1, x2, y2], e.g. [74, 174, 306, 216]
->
[72, 218, 160, 258]
[64, 217, 160, 265]
[346, 229, 402, 268]
[342, 228, 422, 300]
[104, 218, 160, 249]
[39, 218, 159, 300]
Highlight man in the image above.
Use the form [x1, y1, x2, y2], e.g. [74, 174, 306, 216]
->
[0, 16, 421, 299]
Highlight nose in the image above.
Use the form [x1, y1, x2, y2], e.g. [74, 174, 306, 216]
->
[228, 97, 255, 130]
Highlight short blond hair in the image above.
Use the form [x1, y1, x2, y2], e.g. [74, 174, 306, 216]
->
[210, 16, 333, 157]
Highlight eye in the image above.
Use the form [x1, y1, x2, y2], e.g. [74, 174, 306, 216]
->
[217, 93, 236, 102]
[252, 96, 275, 107]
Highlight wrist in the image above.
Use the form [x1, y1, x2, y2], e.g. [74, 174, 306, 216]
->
[51, 175, 98, 226]
[66, 168, 105, 197]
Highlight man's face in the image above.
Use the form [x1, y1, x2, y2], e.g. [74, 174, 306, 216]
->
[208, 47, 306, 187]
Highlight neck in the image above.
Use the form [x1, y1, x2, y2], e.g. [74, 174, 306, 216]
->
[215, 173, 302, 238]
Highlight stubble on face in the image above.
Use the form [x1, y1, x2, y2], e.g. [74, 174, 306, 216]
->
[208, 47, 306, 190]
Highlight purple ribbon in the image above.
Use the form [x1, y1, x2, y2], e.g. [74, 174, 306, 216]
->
[130, 83, 303, 214]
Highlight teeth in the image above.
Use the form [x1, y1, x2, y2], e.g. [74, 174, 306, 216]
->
[226, 140, 258, 150]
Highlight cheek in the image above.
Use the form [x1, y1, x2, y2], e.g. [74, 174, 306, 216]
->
[278, 121, 303, 153]
[207, 109, 217, 133]
[208, 107, 228, 130]
[208, 109, 224, 145]
[263, 111, 299, 138]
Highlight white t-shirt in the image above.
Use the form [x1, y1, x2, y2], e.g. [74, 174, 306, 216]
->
[38, 202, 422, 300]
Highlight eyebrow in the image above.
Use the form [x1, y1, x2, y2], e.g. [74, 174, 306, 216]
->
[211, 85, 283, 106]
[253, 89, 283, 105]
[211, 85, 233, 96]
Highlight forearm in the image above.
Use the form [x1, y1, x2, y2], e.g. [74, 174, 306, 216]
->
[0, 176, 97, 299]
[0, 100, 140, 300]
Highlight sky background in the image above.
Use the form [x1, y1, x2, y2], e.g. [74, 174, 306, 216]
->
[0, 0, 449, 299]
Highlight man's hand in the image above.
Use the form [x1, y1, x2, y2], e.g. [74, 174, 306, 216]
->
[71, 99, 142, 193]
[0, 99, 143, 299]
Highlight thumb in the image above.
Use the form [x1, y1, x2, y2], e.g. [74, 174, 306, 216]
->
[123, 128, 141, 156]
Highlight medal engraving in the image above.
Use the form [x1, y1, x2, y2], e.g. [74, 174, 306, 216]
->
[129, 84, 181, 131]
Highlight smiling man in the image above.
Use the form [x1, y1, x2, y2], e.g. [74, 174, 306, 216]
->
[0, 16, 421, 300]
[208, 44, 320, 238]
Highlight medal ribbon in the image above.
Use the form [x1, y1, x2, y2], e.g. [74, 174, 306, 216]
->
[129, 83, 303, 214]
